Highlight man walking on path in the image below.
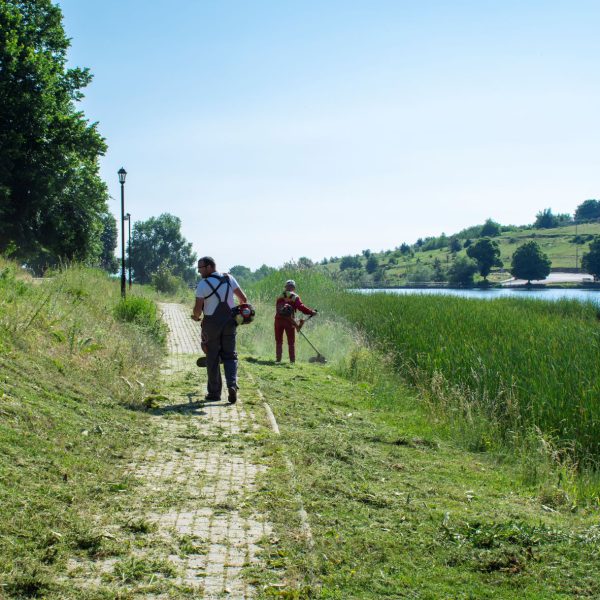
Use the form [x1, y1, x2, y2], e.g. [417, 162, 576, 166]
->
[274, 279, 317, 363]
[192, 256, 248, 403]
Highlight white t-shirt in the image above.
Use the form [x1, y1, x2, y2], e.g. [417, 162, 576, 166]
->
[195, 272, 240, 316]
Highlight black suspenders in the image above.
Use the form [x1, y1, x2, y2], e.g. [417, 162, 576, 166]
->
[204, 275, 231, 301]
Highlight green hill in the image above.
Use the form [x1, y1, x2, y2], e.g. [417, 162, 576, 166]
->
[319, 221, 600, 286]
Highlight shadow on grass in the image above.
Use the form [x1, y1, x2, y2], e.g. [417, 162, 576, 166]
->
[245, 357, 278, 366]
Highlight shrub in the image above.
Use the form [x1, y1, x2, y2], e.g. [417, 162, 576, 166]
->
[114, 296, 167, 345]
[151, 263, 183, 294]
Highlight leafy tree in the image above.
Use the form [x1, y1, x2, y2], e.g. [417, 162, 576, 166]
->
[129, 214, 197, 284]
[534, 208, 559, 229]
[297, 256, 314, 269]
[408, 265, 433, 283]
[399, 243, 411, 255]
[466, 237, 503, 280]
[254, 264, 276, 281]
[98, 212, 119, 273]
[0, 0, 108, 270]
[229, 265, 252, 284]
[448, 256, 478, 287]
[463, 239, 472, 248]
[480, 218, 501, 237]
[373, 267, 386, 284]
[151, 261, 183, 294]
[510, 241, 551, 284]
[362, 249, 371, 258]
[340, 255, 362, 271]
[574, 199, 600, 222]
[366, 255, 379, 274]
[432, 258, 446, 282]
[581, 236, 600, 279]
[448, 237, 462, 253]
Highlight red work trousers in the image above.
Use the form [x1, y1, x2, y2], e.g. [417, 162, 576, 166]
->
[274, 317, 296, 362]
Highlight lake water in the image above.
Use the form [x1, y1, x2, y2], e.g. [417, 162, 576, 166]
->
[355, 287, 600, 304]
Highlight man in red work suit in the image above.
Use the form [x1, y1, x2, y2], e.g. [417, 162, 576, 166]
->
[275, 279, 317, 363]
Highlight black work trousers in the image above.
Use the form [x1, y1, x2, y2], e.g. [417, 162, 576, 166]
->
[201, 311, 238, 397]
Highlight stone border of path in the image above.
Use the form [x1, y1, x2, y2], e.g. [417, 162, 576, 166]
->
[251, 379, 314, 549]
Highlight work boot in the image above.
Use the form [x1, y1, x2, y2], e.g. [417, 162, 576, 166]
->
[204, 394, 220, 402]
[227, 386, 238, 404]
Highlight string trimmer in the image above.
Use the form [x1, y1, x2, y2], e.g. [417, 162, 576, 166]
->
[296, 314, 327, 363]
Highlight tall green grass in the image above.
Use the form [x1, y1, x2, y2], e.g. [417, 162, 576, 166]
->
[0, 260, 167, 594]
[249, 270, 600, 466]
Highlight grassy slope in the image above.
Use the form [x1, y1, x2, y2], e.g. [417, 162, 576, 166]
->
[0, 262, 163, 597]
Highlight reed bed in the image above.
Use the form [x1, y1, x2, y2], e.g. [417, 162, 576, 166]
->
[251, 271, 600, 465]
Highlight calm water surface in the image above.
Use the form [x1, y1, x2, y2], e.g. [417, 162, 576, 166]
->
[356, 287, 600, 304]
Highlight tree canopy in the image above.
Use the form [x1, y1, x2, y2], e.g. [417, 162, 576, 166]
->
[0, 0, 108, 271]
[574, 199, 600, 222]
[129, 214, 197, 284]
[510, 241, 551, 284]
[534, 208, 571, 229]
[480, 218, 501, 237]
[581, 236, 600, 280]
[99, 212, 119, 273]
[448, 256, 478, 287]
[365, 255, 379, 274]
[466, 237, 503, 280]
[340, 255, 362, 271]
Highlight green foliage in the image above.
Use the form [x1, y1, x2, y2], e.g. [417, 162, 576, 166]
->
[480, 218, 501, 237]
[129, 213, 197, 284]
[448, 236, 462, 252]
[261, 270, 600, 466]
[447, 256, 478, 286]
[466, 237, 503, 279]
[99, 212, 119, 273]
[581, 235, 600, 279]
[151, 261, 183, 294]
[535, 208, 558, 229]
[575, 199, 600, 222]
[113, 295, 167, 345]
[510, 240, 551, 283]
[432, 257, 446, 282]
[229, 263, 276, 286]
[340, 255, 362, 271]
[0, 0, 108, 271]
[365, 254, 379, 274]
[408, 264, 433, 283]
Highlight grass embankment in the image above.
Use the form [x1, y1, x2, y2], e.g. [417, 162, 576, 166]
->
[248, 272, 600, 496]
[0, 260, 165, 597]
[236, 286, 600, 597]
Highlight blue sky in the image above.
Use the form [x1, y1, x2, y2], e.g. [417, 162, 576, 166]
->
[58, 1, 600, 270]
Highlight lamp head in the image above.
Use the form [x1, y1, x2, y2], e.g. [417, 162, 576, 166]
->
[118, 167, 127, 184]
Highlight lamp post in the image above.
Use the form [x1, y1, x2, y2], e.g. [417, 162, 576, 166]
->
[118, 168, 127, 298]
[125, 213, 132, 289]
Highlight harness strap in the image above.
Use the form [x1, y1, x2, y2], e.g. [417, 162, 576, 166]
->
[204, 274, 231, 301]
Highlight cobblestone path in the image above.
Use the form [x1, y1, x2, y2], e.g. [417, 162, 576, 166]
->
[64, 303, 276, 597]
[146, 302, 273, 597]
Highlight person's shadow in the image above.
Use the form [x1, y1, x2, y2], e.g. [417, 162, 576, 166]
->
[149, 390, 208, 415]
[245, 357, 278, 366]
